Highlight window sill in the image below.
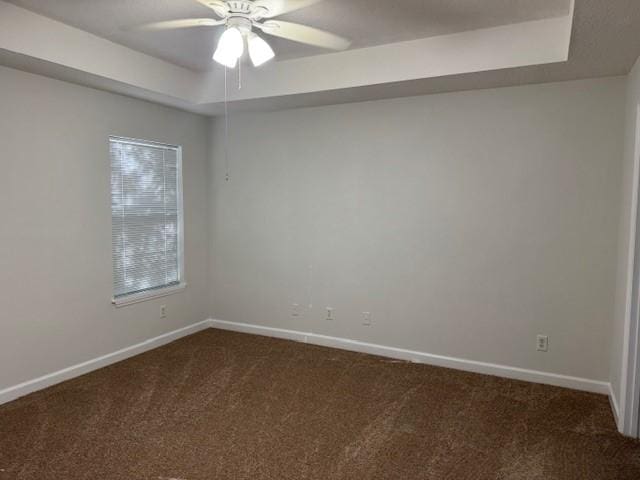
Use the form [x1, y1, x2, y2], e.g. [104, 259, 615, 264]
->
[112, 282, 187, 307]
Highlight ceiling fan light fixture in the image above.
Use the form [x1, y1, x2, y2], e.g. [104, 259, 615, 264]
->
[134, 0, 351, 70]
[213, 45, 238, 68]
[213, 26, 244, 67]
[248, 33, 275, 67]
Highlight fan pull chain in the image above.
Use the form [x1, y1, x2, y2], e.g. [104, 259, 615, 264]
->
[224, 65, 230, 182]
[238, 58, 242, 90]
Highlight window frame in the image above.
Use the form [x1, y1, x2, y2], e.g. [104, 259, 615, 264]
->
[109, 136, 186, 307]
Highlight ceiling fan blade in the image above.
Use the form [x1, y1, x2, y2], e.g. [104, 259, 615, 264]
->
[131, 18, 225, 31]
[259, 21, 350, 50]
[195, 0, 230, 18]
[253, 0, 325, 19]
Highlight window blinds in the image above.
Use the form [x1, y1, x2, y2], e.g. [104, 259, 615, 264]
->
[110, 137, 182, 299]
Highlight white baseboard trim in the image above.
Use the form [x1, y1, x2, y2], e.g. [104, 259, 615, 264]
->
[0, 320, 211, 406]
[0, 318, 615, 411]
[609, 383, 622, 431]
[209, 319, 611, 395]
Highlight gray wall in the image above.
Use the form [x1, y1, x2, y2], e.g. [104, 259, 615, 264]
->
[611, 58, 640, 411]
[0, 66, 628, 393]
[0, 66, 211, 390]
[209, 77, 625, 382]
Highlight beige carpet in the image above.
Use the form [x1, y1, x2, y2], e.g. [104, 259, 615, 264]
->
[1, 329, 639, 479]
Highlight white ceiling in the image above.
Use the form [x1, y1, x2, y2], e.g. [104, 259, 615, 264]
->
[6, 0, 570, 71]
[1, 0, 640, 116]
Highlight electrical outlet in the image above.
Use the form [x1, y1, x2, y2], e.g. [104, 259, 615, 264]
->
[292, 303, 300, 317]
[326, 307, 333, 321]
[536, 335, 548, 352]
[362, 312, 372, 326]
[160, 305, 167, 318]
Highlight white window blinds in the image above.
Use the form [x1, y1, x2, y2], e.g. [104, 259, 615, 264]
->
[110, 137, 183, 301]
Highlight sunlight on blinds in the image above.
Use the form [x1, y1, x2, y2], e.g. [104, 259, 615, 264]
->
[110, 138, 182, 299]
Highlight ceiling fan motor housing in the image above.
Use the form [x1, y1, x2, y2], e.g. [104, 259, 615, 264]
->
[224, 1, 269, 19]
[227, 16, 253, 34]
[226, 1, 254, 14]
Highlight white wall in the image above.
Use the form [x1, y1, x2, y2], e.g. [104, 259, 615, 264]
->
[0, 66, 211, 390]
[0, 66, 628, 397]
[209, 78, 625, 383]
[610, 57, 640, 423]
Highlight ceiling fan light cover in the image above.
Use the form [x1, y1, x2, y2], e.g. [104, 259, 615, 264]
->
[213, 46, 238, 68]
[249, 33, 275, 67]
[213, 26, 244, 67]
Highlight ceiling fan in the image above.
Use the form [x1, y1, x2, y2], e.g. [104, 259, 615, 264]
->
[134, 0, 351, 68]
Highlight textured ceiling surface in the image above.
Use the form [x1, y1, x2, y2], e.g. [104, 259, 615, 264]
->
[221, 0, 640, 113]
[6, 0, 570, 71]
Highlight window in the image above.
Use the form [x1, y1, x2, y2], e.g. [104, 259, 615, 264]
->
[110, 137, 184, 306]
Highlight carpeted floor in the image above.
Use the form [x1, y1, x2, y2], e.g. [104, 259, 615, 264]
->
[1, 329, 639, 479]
